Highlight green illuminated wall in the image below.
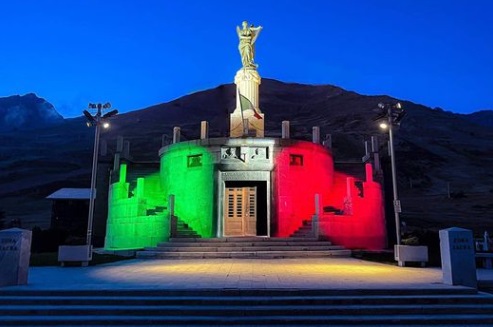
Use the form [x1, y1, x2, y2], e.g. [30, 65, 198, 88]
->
[160, 143, 214, 237]
[105, 163, 169, 250]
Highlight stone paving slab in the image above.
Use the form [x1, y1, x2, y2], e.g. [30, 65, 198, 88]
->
[1, 257, 492, 291]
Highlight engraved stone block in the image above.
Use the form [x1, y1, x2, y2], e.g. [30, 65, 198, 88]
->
[0, 228, 32, 286]
[439, 227, 477, 288]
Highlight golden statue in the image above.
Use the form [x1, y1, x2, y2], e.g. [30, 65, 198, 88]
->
[237, 21, 262, 69]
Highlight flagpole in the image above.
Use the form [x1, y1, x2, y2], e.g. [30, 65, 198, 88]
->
[237, 87, 246, 136]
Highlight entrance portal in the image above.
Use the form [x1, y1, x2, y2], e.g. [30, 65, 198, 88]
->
[223, 181, 268, 237]
[224, 187, 256, 236]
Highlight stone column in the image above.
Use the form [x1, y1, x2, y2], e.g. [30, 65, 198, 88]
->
[173, 127, 181, 143]
[200, 121, 209, 140]
[230, 68, 264, 137]
[371, 136, 381, 173]
[344, 177, 354, 215]
[312, 126, 320, 144]
[116, 135, 124, 153]
[365, 163, 373, 183]
[312, 194, 320, 239]
[113, 152, 120, 173]
[282, 121, 290, 139]
[136, 178, 145, 198]
[123, 141, 130, 159]
[169, 194, 176, 238]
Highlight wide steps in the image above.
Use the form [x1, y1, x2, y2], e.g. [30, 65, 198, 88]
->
[138, 237, 351, 259]
[1, 290, 493, 326]
[147, 245, 344, 252]
[5, 303, 493, 316]
[3, 314, 493, 326]
[138, 250, 351, 259]
[169, 237, 322, 242]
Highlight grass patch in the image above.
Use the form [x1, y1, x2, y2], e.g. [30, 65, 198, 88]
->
[30, 252, 135, 267]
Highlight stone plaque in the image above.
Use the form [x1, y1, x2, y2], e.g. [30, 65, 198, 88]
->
[439, 227, 477, 288]
[221, 147, 240, 160]
[249, 147, 268, 160]
[0, 228, 32, 286]
[222, 170, 270, 181]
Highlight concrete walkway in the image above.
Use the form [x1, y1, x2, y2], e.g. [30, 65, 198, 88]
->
[3, 257, 493, 291]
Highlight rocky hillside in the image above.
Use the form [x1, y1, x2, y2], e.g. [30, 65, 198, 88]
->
[0, 93, 64, 131]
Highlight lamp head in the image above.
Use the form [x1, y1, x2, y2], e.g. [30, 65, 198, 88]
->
[83, 110, 96, 125]
[102, 109, 118, 119]
[379, 122, 389, 130]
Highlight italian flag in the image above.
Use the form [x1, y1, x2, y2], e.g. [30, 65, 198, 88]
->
[239, 93, 263, 120]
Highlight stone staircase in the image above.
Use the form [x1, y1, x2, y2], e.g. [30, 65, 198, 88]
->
[171, 217, 201, 239]
[1, 288, 493, 326]
[290, 219, 314, 238]
[137, 237, 351, 259]
[146, 205, 166, 216]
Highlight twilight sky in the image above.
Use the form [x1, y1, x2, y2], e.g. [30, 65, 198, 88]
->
[1, 0, 492, 117]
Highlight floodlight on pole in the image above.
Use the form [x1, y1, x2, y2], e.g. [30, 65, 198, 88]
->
[374, 102, 405, 246]
[83, 102, 118, 260]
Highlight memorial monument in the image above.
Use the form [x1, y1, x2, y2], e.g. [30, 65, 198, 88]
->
[103, 22, 387, 253]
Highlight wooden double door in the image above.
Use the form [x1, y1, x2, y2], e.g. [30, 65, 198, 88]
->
[224, 186, 257, 236]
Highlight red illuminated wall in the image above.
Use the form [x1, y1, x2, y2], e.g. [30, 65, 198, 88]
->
[319, 166, 386, 250]
[273, 141, 334, 237]
[274, 140, 386, 249]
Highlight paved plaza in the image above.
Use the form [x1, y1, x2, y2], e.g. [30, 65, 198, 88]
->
[3, 257, 493, 291]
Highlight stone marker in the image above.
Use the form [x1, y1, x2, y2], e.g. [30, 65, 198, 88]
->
[439, 227, 477, 288]
[0, 228, 32, 287]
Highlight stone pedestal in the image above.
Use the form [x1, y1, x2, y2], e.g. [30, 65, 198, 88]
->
[0, 228, 32, 286]
[439, 227, 477, 288]
[230, 68, 264, 137]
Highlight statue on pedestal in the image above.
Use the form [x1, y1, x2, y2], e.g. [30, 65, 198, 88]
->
[237, 21, 262, 69]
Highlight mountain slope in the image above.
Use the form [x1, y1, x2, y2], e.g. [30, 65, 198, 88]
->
[0, 80, 492, 234]
[463, 110, 493, 128]
[0, 93, 64, 131]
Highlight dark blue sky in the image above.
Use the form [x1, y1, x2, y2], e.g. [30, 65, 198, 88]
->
[1, 0, 492, 117]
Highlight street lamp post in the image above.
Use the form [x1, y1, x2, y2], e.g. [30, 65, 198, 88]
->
[83, 103, 118, 259]
[375, 102, 406, 246]
[387, 106, 401, 245]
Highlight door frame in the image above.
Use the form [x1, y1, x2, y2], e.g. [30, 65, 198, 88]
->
[217, 170, 271, 237]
